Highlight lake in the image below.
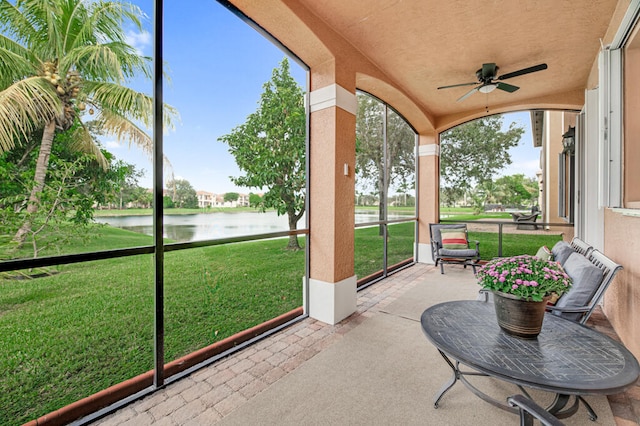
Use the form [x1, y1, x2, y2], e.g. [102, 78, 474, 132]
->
[95, 210, 414, 243]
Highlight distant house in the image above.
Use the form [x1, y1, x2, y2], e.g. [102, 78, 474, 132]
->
[210, 194, 233, 208]
[196, 191, 215, 208]
[194, 191, 252, 208]
[237, 194, 250, 207]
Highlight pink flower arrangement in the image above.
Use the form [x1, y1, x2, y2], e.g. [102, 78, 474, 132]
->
[476, 254, 572, 302]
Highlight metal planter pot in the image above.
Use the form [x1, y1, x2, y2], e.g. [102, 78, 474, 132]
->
[492, 291, 550, 339]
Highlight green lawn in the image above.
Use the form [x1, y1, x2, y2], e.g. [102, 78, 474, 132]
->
[469, 231, 562, 259]
[1, 227, 304, 425]
[0, 221, 560, 425]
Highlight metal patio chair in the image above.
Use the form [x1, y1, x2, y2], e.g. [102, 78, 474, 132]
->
[508, 395, 564, 426]
[429, 223, 480, 274]
[569, 237, 593, 257]
[510, 212, 539, 230]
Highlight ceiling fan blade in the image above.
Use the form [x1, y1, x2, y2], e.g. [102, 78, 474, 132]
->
[497, 63, 548, 80]
[481, 63, 497, 79]
[457, 87, 478, 102]
[437, 82, 478, 90]
[496, 82, 520, 93]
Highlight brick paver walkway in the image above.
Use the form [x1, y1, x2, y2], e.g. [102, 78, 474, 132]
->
[95, 263, 639, 426]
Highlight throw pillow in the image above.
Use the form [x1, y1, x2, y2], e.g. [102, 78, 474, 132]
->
[553, 252, 605, 321]
[535, 245, 553, 261]
[440, 229, 468, 249]
[551, 240, 575, 266]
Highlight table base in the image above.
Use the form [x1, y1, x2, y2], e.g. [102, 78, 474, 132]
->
[434, 350, 597, 421]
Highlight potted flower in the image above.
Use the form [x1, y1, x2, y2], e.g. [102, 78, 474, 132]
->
[476, 254, 572, 338]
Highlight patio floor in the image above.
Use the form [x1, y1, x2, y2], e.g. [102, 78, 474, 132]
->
[94, 263, 639, 426]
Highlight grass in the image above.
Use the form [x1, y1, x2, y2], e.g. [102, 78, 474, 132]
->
[0, 221, 559, 425]
[1, 227, 304, 425]
[469, 231, 562, 260]
[354, 222, 416, 278]
[441, 212, 513, 221]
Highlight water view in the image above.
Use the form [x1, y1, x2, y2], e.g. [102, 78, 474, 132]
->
[95, 210, 414, 242]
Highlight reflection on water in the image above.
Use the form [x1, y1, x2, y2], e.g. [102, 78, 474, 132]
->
[95, 210, 413, 243]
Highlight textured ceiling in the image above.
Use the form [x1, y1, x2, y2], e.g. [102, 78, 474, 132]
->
[232, 0, 622, 130]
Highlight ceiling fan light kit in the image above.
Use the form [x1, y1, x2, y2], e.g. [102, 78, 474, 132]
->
[478, 84, 497, 94]
[438, 62, 548, 101]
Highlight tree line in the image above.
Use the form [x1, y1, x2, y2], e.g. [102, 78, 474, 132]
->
[442, 173, 539, 213]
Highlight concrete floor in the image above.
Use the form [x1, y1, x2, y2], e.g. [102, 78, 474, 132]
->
[93, 263, 639, 426]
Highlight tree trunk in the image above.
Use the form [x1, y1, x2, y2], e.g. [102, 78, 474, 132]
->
[286, 211, 301, 250]
[13, 120, 56, 245]
[378, 195, 385, 236]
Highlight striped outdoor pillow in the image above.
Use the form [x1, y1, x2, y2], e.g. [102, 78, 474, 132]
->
[440, 229, 468, 249]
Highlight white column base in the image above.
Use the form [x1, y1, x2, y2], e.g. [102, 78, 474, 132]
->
[307, 275, 357, 325]
[418, 243, 435, 264]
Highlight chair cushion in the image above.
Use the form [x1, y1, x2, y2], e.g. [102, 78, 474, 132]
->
[440, 228, 467, 249]
[553, 252, 604, 321]
[551, 240, 575, 266]
[431, 224, 467, 244]
[535, 245, 553, 261]
[439, 248, 478, 257]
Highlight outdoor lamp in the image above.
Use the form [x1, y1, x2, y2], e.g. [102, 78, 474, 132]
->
[562, 126, 575, 153]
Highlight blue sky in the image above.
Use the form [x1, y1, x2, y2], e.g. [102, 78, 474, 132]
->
[108, 1, 540, 194]
[497, 111, 540, 179]
[107, 1, 307, 194]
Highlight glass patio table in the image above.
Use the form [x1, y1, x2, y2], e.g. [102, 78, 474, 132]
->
[420, 300, 640, 421]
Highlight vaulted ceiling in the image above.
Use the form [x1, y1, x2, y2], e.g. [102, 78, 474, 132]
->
[230, 0, 625, 132]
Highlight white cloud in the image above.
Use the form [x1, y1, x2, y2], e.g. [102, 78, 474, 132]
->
[105, 140, 121, 149]
[125, 30, 151, 55]
[498, 159, 540, 178]
[521, 159, 541, 173]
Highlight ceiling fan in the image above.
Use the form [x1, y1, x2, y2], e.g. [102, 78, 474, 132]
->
[438, 63, 548, 102]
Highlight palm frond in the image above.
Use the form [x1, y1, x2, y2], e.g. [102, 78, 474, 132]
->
[101, 41, 152, 80]
[0, 1, 36, 40]
[0, 76, 61, 152]
[61, 43, 151, 83]
[67, 124, 108, 170]
[0, 35, 39, 88]
[59, 0, 91, 54]
[87, 1, 145, 42]
[86, 80, 152, 126]
[85, 80, 178, 130]
[94, 107, 152, 155]
[94, 108, 173, 171]
[14, 0, 63, 59]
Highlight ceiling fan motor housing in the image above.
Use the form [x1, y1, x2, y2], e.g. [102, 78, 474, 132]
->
[477, 63, 498, 83]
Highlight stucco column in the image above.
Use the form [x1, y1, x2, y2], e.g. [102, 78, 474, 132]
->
[417, 133, 439, 264]
[307, 79, 357, 325]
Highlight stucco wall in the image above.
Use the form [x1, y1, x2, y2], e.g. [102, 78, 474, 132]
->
[603, 209, 640, 359]
[543, 111, 576, 237]
[624, 33, 640, 206]
[603, 23, 640, 361]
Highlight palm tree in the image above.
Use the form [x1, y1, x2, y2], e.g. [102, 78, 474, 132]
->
[0, 0, 176, 245]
